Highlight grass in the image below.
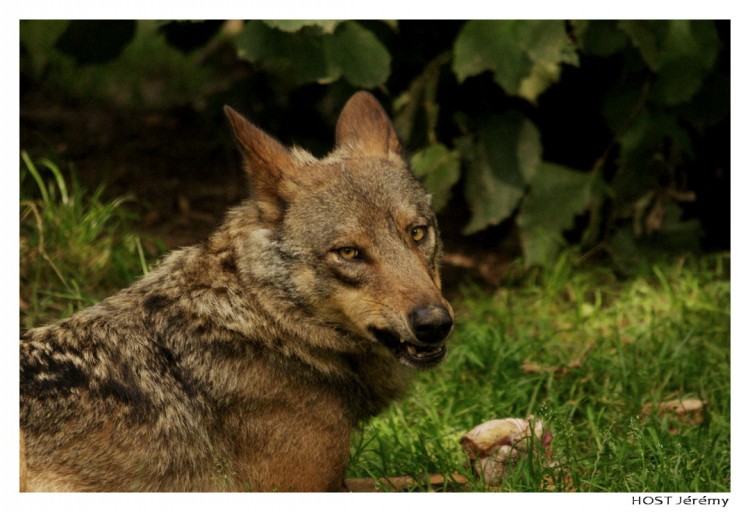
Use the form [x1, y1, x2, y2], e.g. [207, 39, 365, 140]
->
[347, 252, 730, 492]
[20, 155, 730, 492]
[20, 151, 161, 329]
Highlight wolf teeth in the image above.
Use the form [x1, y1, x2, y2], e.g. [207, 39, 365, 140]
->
[400, 338, 406, 344]
[406, 345, 417, 355]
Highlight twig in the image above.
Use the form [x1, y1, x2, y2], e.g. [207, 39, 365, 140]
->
[345, 473, 469, 492]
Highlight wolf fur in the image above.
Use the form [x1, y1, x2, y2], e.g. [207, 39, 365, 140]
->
[20, 91, 453, 492]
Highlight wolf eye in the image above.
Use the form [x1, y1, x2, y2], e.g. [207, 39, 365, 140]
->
[337, 247, 360, 260]
[410, 226, 428, 242]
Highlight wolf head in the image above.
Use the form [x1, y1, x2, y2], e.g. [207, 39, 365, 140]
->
[224, 92, 453, 369]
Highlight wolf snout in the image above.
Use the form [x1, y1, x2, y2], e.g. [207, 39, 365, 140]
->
[409, 305, 454, 345]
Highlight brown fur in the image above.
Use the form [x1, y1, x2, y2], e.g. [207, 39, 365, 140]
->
[20, 92, 453, 492]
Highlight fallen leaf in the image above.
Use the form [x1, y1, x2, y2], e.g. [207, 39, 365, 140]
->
[641, 397, 705, 434]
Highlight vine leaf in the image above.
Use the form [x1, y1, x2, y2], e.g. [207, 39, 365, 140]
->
[517, 163, 595, 267]
[619, 20, 720, 105]
[55, 20, 136, 65]
[328, 22, 391, 88]
[460, 113, 542, 235]
[411, 144, 461, 212]
[235, 21, 390, 88]
[263, 20, 340, 34]
[453, 20, 578, 103]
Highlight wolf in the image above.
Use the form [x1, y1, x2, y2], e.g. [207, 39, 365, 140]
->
[20, 91, 454, 492]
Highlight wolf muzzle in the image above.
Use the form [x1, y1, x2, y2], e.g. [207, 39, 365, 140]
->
[409, 305, 453, 345]
[369, 303, 453, 370]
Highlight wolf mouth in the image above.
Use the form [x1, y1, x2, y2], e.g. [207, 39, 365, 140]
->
[368, 327, 446, 369]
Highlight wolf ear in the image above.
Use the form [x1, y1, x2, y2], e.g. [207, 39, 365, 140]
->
[335, 91, 403, 159]
[224, 105, 295, 220]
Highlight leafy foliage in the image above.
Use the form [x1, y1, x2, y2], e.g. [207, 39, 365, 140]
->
[458, 113, 542, 235]
[20, 20, 729, 268]
[235, 21, 390, 87]
[618, 20, 719, 106]
[454, 20, 579, 103]
[410, 144, 461, 212]
[55, 20, 137, 64]
[518, 164, 599, 267]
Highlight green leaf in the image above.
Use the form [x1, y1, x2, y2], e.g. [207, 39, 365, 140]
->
[675, 70, 730, 127]
[453, 20, 578, 102]
[55, 20, 136, 65]
[21, 20, 69, 52]
[235, 21, 390, 87]
[392, 51, 450, 147]
[235, 21, 336, 84]
[411, 144, 461, 212]
[20, 20, 70, 77]
[618, 20, 665, 71]
[158, 21, 224, 54]
[263, 20, 340, 34]
[575, 20, 629, 57]
[328, 22, 391, 88]
[651, 57, 707, 106]
[517, 163, 593, 267]
[611, 109, 694, 211]
[453, 20, 529, 93]
[619, 109, 694, 162]
[619, 20, 718, 72]
[619, 20, 720, 105]
[601, 74, 647, 132]
[460, 113, 542, 234]
[610, 202, 703, 273]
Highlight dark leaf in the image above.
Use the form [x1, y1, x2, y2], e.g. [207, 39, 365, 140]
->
[328, 22, 391, 88]
[264, 20, 340, 34]
[55, 20, 136, 65]
[575, 20, 629, 57]
[158, 21, 224, 54]
[235, 21, 336, 85]
[517, 163, 595, 267]
[411, 144, 461, 212]
[460, 113, 542, 234]
[453, 20, 578, 102]
[235, 21, 389, 88]
[620, 20, 720, 105]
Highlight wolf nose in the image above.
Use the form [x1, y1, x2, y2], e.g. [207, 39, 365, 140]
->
[409, 305, 454, 345]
